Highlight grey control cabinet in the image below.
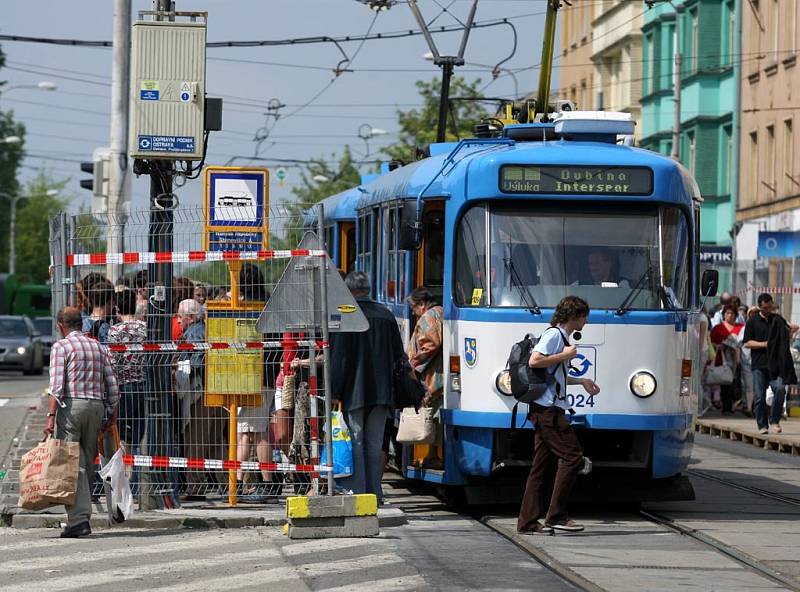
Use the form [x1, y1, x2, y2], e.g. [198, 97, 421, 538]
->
[128, 17, 207, 160]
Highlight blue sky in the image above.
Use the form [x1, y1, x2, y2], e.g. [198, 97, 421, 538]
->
[2, 0, 550, 213]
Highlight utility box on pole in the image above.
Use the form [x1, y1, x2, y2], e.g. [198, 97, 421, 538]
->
[128, 11, 207, 160]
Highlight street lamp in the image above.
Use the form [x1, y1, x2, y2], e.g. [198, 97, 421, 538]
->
[312, 174, 330, 183]
[357, 123, 388, 156]
[4, 189, 59, 275]
[0, 81, 58, 96]
[0, 136, 22, 145]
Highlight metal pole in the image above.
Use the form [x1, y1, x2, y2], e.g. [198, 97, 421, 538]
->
[407, 0, 441, 60]
[141, 0, 177, 512]
[59, 212, 70, 309]
[9, 195, 17, 275]
[317, 206, 334, 495]
[535, 0, 560, 122]
[107, 0, 132, 283]
[456, 0, 478, 60]
[671, 26, 682, 161]
[436, 61, 454, 144]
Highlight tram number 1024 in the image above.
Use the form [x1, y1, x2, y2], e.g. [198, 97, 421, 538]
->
[561, 394, 595, 408]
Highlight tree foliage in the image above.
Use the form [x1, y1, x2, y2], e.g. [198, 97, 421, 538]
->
[272, 145, 362, 250]
[383, 76, 489, 163]
[14, 171, 70, 283]
[0, 44, 27, 272]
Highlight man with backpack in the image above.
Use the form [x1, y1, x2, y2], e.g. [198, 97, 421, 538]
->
[517, 296, 600, 535]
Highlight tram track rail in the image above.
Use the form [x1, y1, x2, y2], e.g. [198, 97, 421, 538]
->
[637, 467, 800, 591]
[687, 468, 800, 508]
[637, 508, 800, 592]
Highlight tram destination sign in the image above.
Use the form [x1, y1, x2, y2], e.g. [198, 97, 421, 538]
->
[500, 165, 653, 196]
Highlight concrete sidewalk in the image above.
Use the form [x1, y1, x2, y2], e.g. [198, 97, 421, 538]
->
[2, 392, 406, 532]
[9, 502, 406, 531]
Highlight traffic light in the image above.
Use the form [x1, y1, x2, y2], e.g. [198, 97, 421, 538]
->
[79, 161, 95, 192]
[79, 148, 111, 214]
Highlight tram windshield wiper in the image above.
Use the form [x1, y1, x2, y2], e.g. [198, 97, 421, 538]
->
[502, 244, 541, 315]
[615, 264, 656, 316]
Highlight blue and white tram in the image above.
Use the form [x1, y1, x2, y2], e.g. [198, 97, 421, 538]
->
[304, 186, 360, 274]
[316, 113, 717, 500]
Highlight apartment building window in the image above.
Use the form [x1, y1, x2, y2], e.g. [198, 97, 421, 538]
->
[690, 8, 699, 73]
[750, 0, 763, 60]
[645, 32, 655, 95]
[724, 126, 733, 195]
[664, 23, 675, 87]
[771, 0, 780, 61]
[785, 0, 797, 63]
[581, 1, 590, 42]
[688, 131, 696, 176]
[766, 124, 776, 191]
[749, 131, 759, 202]
[784, 119, 795, 195]
[580, 79, 588, 110]
[725, 1, 735, 66]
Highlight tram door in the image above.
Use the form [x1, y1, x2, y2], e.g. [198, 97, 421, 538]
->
[340, 222, 356, 274]
[411, 200, 445, 468]
[414, 201, 445, 302]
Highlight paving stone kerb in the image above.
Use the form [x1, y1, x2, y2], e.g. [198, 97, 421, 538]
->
[288, 515, 379, 539]
[9, 505, 405, 530]
[286, 493, 378, 519]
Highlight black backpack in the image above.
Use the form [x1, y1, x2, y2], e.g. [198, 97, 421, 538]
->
[507, 328, 567, 429]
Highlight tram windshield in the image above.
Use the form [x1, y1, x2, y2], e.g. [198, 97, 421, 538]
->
[454, 203, 689, 310]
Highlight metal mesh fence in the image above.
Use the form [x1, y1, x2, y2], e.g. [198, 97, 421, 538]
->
[42, 205, 330, 508]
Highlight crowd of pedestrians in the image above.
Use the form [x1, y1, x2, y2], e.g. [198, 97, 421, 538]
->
[46, 267, 445, 524]
[702, 291, 798, 434]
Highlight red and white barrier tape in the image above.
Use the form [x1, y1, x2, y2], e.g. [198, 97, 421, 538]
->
[105, 340, 325, 353]
[746, 286, 800, 295]
[96, 454, 331, 474]
[67, 249, 325, 267]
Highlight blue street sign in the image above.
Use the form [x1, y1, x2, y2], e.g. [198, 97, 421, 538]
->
[140, 90, 159, 101]
[757, 231, 800, 258]
[207, 170, 266, 228]
[208, 231, 264, 252]
[137, 135, 195, 153]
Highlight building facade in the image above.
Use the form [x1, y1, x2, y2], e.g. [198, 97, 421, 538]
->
[640, 0, 739, 292]
[591, 1, 644, 139]
[734, 0, 800, 316]
[556, 1, 597, 110]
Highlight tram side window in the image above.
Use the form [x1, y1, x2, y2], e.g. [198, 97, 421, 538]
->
[423, 209, 445, 303]
[660, 206, 690, 308]
[371, 209, 380, 298]
[357, 212, 372, 280]
[345, 227, 356, 274]
[383, 207, 397, 301]
[454, 205, 487, 306]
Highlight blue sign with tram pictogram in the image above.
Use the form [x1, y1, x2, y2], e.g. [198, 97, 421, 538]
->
[203, 167, 270, 252]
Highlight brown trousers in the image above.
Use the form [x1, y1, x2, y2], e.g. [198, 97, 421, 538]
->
[517, 405, 583, 531]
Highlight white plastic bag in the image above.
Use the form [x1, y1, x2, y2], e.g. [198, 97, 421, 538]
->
[766, 386, 774, 406]
[99, 448, 134, 522]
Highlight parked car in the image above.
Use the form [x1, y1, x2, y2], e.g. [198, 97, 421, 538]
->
[0, 315, 44, 375]
[32, 317, 56, 365]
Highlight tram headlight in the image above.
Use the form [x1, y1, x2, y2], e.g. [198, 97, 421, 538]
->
[630, 371, 657, 398]
[496, 370, 513, 396]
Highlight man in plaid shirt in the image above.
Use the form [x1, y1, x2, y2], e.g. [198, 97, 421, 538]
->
[44, 307, 119, 538]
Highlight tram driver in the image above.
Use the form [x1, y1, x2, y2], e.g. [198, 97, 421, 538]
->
[585, 247, 629, 288]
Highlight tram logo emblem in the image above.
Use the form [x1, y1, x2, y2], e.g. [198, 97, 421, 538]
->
[568, 353, 593, 378]
[464, 338, 478, 368]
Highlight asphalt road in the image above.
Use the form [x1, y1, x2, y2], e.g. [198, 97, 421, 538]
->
[0, 371, 48, 469]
